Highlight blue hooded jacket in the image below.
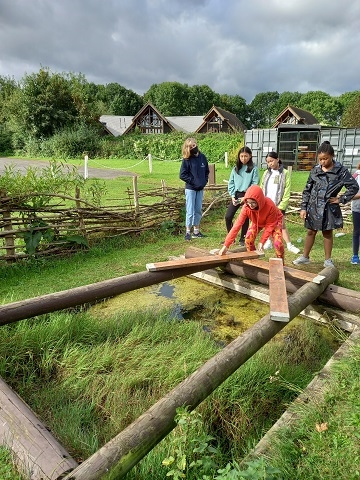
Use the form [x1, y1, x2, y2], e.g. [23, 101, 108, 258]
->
[179, 152, 209, 191]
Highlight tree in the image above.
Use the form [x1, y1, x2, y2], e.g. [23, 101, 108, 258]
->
[218, 94, 249, 127]
[248, 91, 280, 128]
[144, 82, 190, 116]
[8, 68, 78, 139]
[103, 83, 143, 116]
[298, 91, 342, 126]
[187, 84, 219, 115]
[274, 91, 303, 117]
[341, 93, 360, 127]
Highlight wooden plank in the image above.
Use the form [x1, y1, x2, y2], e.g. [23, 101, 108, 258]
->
[241, 258, 325, 284]
[0, 377, 78, 480]
[146, 251, 261, 272]
[269, 258, 289, 322]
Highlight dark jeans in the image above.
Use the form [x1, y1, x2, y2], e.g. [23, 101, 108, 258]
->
[352, 211, 360, 255]
[224, 191, 249, 240]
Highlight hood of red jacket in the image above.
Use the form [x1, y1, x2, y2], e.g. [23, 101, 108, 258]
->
[244, 185, 266, 209]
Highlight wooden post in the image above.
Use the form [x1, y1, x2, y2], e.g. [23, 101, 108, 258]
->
[0, 189, 16, 262]
[269, 258, 289, 322]
[132, 175, 139, 215]
[75, 186, 87, 238]
[208, 163, 215, 185]
[148, 153, 152, 173]
[0, 377, 78, 480]
[224, 152, 228, 168]
[84, 153, 89, 179]
[62, 266, 338, 480]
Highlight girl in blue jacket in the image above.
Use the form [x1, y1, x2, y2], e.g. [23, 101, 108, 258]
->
[179, 138, 209, 241]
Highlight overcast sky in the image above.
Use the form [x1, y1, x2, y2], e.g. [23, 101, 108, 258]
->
[1, 0, 359, 103]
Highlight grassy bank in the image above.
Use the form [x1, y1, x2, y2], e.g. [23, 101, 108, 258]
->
[0, 160, 359, 479]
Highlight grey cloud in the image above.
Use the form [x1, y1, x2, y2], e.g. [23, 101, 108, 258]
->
[0, 0, 359, 102]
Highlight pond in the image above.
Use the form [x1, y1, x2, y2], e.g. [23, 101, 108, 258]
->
[88, 275, 331, 346]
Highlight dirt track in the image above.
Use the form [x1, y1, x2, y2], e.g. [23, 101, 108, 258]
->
[0, 158, 135, 179]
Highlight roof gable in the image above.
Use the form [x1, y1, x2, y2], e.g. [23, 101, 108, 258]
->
[272, 104, 319, 127]
[122, 102, 175, 134]
[196, 105, 245, 133]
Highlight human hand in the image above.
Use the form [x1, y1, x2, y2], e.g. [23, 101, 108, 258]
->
[256, 243, 264, 254]
[329, 197, 339, 204]
[300, 209, 307, 219]
[218, 245, 228, 256]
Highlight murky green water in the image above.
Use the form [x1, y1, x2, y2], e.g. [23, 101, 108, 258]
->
[90, 276, 278, 344]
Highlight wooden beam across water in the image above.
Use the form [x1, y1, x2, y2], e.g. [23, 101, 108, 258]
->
[269, 258, 289, 322]
[146, 251, 262, 272]
[185, 247, 360, 313]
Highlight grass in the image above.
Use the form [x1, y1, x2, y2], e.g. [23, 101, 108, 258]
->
[0, 159, 359, 479]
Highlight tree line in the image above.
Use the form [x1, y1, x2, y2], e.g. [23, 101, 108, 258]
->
[1, 67, 360, 157]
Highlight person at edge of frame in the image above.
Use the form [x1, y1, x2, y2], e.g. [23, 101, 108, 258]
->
[292, 140, 359, 268]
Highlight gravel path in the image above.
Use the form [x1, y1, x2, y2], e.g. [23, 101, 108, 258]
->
[0, 158, 135, 179]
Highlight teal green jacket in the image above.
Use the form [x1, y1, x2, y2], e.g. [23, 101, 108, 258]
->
[227, 164, 259, 198]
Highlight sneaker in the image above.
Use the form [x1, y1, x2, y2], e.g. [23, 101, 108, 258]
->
[185, 232, 191, 241]
[263, 239, 273, 250]
[293, 255, 310, 265]
[351, 255, 360, 265]
[324, 258, 335, 267]
[239, 239, 245, 247]
[192, 232, 205, 239]
[287, 243, 300, 254]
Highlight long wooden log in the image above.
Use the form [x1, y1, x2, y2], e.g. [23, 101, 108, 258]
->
[185, 247, 360, 313]
[0, 261, 253, 326]
[0, 377, 78, 480]
[62, 266, 338, 480]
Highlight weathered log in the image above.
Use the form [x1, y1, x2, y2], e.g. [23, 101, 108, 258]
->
[185, 247, 360, 313]
[62, 266, 338, 480]
[0, 259, 254, 326]
[0, 377, 78, 480]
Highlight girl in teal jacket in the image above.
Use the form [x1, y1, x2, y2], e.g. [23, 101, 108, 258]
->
[224, 146, 259, 245]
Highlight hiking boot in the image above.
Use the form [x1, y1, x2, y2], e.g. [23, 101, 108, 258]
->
[324, 258, 335, 267]
[192, 232, 205, 238]
[185, 232, 191, 241]
[293, 255, 310, 265]
[287, 243, 300, 254]
[351, 255, 360, 264]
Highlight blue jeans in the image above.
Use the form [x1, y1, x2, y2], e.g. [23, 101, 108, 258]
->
[185, 189, 204, 228]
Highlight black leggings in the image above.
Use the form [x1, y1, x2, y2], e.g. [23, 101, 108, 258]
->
[353, 211, 360, 255]
[224, 192, 249, 240]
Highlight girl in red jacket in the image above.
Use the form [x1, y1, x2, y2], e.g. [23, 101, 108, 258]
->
[218, 185, 284, 261]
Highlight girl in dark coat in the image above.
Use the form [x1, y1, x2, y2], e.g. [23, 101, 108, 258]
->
[293, 141, 359, 267]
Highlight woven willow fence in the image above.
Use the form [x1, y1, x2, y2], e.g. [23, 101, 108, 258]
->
[0, 181, 228, 262]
